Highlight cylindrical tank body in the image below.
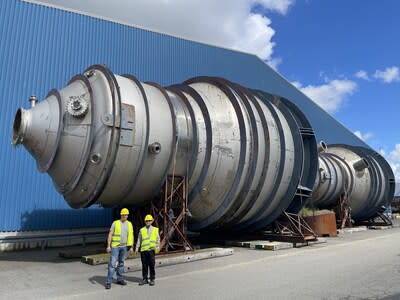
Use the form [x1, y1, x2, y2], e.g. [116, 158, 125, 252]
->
[311, 144, 395, 220]
[12, 65, 318, 231]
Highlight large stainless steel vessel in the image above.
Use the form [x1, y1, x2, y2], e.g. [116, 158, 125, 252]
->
[12, 65, 395, 230]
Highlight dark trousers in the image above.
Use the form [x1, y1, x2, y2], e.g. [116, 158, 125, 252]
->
[140, 250, 155, 280]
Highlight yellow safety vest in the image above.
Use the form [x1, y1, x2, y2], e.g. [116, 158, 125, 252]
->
[140, 226, 159, 252]
[111, 220, 134, 248]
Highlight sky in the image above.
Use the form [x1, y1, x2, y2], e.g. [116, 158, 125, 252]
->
[30, 0, 400, 183]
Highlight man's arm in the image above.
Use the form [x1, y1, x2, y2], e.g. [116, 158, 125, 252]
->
[106, 222, 114, 253]
[135, 231, 141, 253]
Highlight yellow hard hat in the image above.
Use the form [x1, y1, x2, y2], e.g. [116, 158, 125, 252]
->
[120, 208, 129, 215]
[144, 214, 154, 221]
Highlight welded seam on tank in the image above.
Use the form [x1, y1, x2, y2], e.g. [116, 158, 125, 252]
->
[249, 93, 304, 231]
[184, 77, 247, 230]
[210, 80, 259, 228]
[172, 84, 212, 205]
[84, 65, 121, 207]
[119, 74, 150, 201]
[144, 81, 177, 200]
[225, 87, 271, 226]
[61, 75, 94, 199]
[235, 90, 286, 231]
[38, 88, 63, 174]
[166, 86, 198, 178]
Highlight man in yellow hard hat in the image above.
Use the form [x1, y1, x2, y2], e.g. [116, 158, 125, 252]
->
[105, 208, 134, 289]
[135, 214, 160, 286]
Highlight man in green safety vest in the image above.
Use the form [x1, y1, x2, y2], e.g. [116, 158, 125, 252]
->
[105, 208, 134, 289]
[135, 214, 160, 286]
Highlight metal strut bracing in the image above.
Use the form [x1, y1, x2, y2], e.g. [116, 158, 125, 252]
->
[262, 211, 318, 245]
[151, 175, 193, 252]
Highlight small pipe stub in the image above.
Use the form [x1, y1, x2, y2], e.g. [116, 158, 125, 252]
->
[29, 95, 38, 107]
[148, 142, 161, 154]
[317, 141, 327, 153]
[353, 157, 369, 172]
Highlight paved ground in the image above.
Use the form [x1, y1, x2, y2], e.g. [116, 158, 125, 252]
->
[1, 226, 400, 300]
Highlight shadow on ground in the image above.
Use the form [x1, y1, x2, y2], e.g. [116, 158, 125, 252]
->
[89, 275, 142, 287]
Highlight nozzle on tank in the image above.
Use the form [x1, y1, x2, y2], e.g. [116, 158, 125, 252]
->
[12, 108, 28, 146]
[353, 158, 369, 172]
[317, 141, 327, 153]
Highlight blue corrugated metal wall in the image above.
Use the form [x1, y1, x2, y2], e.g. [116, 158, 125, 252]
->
[0, 0, 366, 231]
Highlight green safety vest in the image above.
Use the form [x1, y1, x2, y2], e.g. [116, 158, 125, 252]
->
[111, 220, 134, 248]
[140, 226, 159, 252]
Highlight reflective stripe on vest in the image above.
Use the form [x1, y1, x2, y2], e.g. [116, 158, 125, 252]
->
[140, 226, 159, 252]
[111, 220, 134, 247]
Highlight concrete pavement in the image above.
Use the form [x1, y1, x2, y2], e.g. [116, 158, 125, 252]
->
[1, 227, 400, 300]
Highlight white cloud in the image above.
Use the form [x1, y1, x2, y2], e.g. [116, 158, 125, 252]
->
[255, 0, 295, 14]
[373, 66, 400, 83]
[390, 144, 400, 162]
[31, 0, 295, 63]
[380, 144, 400, 184]
[293, 79, 357, 113]
[355, 70, 370, 81]
[354, 130, 373, 142]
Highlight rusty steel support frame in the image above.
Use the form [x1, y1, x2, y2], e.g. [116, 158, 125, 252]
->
[335, 193, 352, 229]
[356, 211, 393, 227]
[262, 211, 318, 245]
[150, 175, 193, 252]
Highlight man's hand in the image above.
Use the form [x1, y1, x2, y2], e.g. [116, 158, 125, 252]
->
[128, 247, 134, 254]
[155, 247, 160, 254]
[106, 246, 111, 253]
[135, 249, 138, 255]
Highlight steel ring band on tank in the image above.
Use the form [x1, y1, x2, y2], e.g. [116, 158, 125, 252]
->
[279, 98, 318, 200]
[330, 152, 355, 199]
[247, 91, 304, 231]
[172, 84, 212, 204]
[332, 144, 378, 219]
[225, 86, 271, 226]
[316, 153, 337, 207]
[367, 148, 396, 209]
[322, 153, 343, 206]
[358, 147, 393, 216]
[277, 97, 317, 214]
[203, 78, 259, 228]
[144, 81, 177, 197]
[38, 88, 63, 173]
[166, 85, 199, 178]
[84, 65, 121, 207]
[184, 76, 247, 230]
[331, 144, 378, 220]
[329, 153, 352, 207]
[234, 90, 287, 231]
[61, 75, 94, 196]
[353, 147, 382, 219]
[361, 157, 379, 219]
[119, 74, 151, 199]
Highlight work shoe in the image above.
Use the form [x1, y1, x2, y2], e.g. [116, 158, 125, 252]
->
[116, 280, 127, 286]
[139, 279, 148, 286]
[149, 280, 155, 286]
[105, 283, 111, 289]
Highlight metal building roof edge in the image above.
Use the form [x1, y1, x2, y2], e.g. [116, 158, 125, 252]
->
[23, 0, 258, 59]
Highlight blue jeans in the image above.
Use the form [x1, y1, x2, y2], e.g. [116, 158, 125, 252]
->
[106, 246, 127, 284]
